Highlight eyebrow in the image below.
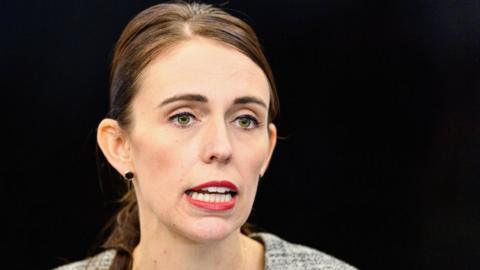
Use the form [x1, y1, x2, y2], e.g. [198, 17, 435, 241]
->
[157, 93, 267, 109]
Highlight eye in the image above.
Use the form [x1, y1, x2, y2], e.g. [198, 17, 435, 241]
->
[169, 112, 197, 128]
[234, 115, 260, 130]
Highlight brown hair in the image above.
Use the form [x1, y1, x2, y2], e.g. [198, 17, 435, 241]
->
[97, 1, 280, 269]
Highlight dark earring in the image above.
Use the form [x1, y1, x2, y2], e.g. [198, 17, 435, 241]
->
[124, 170, 134, 181]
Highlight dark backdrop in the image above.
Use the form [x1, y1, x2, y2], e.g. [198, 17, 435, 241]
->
[3, 0, 479, 269]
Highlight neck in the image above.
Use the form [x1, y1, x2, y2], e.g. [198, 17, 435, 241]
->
[132, 231, 247, 270]
[131, 207, 254, 270]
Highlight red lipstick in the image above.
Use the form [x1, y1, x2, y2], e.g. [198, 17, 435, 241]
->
[185, 180, 238, 211]
[189, 180, 238, 192]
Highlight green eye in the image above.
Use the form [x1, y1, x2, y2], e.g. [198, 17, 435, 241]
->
[238, 118, 251, 128]
[177, 115, 191, 125]
[169, 112, 195, 127]
[236, 115, 259, 129]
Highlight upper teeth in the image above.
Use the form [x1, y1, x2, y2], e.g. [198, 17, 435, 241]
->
[201, 187, 231, 193]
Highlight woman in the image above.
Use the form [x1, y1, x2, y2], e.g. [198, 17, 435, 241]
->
[55, 1, 357, 269]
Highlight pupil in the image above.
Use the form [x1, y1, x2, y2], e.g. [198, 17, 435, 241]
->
[179, 115, 189, 124]
[240, 118, 250, 127]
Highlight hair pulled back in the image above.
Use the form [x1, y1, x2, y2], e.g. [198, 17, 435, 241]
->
[98, 1, 279, 269]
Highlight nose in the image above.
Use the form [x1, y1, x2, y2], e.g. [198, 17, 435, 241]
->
[201, 116, 233, 164]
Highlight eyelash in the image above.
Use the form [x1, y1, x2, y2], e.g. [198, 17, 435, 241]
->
[168, 112, 261, 130]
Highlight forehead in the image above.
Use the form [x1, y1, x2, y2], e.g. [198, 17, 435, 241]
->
[137, 37, 270, 105]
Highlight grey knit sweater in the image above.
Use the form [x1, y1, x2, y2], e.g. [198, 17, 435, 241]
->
[54, 232, 357, 270]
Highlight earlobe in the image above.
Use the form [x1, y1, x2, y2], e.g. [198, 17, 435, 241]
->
[96, 118, 132, 175]
[260, 123, 277, 177]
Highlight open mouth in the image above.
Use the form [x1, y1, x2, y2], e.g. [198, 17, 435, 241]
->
[185, 188, 238, 203]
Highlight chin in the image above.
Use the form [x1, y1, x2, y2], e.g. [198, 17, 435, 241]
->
[184, 217, 240, 243]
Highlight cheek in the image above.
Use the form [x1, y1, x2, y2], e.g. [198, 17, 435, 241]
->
[133, 126, 192, 169]
[130, 132, 192, 202]
[238, 134, 269, 180]
[135, 140, 173, 178]
[234, 136, 269, 213]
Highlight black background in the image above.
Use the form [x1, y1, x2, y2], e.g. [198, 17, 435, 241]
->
[2, 0, 480, 269]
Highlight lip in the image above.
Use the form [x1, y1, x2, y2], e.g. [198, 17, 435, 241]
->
[185, 193, 237, 211]
[187, 180, 238, 192]
[185, 180, 239, 211]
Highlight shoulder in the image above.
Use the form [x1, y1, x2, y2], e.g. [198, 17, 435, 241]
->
[53, 249, 117, 270]
[249, 232, 358, 270]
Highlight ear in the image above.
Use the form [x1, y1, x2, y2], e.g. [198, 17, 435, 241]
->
[96, 118, 133, 176]
[260, 123, 277, 177]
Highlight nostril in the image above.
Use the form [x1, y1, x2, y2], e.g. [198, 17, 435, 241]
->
[209, 154, 231, 162]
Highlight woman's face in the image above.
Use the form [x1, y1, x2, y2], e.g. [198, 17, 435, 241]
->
[126, 37, 277, 243]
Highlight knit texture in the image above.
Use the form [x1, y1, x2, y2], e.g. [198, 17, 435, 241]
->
[53, 232, 357, 270]
[54, 249, 115, 270]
